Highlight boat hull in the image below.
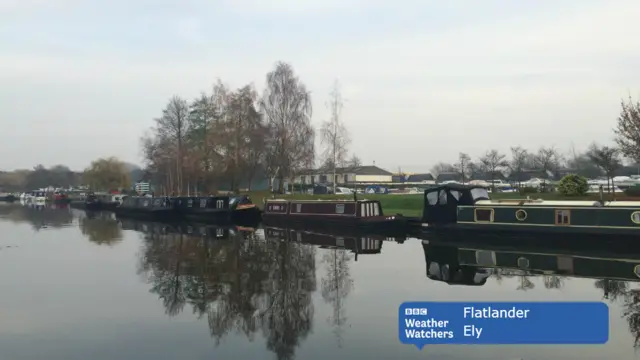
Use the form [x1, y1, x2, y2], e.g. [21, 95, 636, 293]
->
[263, 213, 408, 236]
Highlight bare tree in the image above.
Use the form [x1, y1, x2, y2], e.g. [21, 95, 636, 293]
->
[509, 146, 528, 188]
[587, 143, 622, 196]
[534, 146, 561, 192]
[454, 153, 471, 183]
[346, 154, 361, 168]
[320, 80, 350, 193]
[154, 96, 190, 194]
[614, 95, 640, 162]
[479, 150, 508, 190]
[260, 61, 315, 193]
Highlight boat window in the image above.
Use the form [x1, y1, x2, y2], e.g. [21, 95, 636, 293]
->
[143, 200, 150, 207]
[296, 203, 302, 212]
[336, 204, 345, 214]
[474, 208, 494, 222]
[517, 257, 530, 269]
[470, 188, 489, 200]
[438, 190, 447, 204]
[200, 199, 207, 208]
[632, 211, 640, 224]
[187, 199, 193, 208]
[361, 203, 366, 217]
[635, 265, 640, 278]
[515, 209, 527, 221]
[475, 251, 496, 266]
[426, 191, 438, 205]
[450, 190, 461, 200]
[153, 199, 162, 206]
[373, 203, 380, 216]
[555, 210, 570, 225]
[216, 199, 224, 208]
[230, 197, 238, 206]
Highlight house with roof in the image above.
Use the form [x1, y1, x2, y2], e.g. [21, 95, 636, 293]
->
[507, 169, 555, 182]
[471, 171, 508, 182]
[294, 165, 393, 185]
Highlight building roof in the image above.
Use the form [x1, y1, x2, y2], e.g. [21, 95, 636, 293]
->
[298, 165, 392, 176]
[436, 172, 462, 182]
[407, 173, 434, 182]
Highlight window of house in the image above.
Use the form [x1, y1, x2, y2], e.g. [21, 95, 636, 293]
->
[474, 208, 494, 222]
[426, 191, 438, 205]
[300, 176, 306, 184]
[555, 210, 570, 225]
[438, 190, 447, 204]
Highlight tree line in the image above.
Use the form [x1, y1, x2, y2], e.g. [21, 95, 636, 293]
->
[430, 96, 640, 190]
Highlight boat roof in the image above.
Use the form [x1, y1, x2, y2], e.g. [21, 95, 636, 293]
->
[425, 183, 488, 192]
[267, 198, 376, 203]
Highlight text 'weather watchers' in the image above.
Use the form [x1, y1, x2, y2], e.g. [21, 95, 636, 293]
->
[398, 301, 609, 347]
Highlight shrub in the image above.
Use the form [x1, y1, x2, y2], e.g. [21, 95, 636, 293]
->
[519, 186, 538, 195]
[625, 185, 640, 197]
[557, 174, 589, 196]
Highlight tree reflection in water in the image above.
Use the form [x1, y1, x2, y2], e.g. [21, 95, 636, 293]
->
[78, 212, 122, 246]
[595, 279, 640, 348]
[320, 248, 353, 348]
[137, 228, 316, 360]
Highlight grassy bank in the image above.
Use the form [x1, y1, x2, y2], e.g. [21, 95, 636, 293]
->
[247, 191, 640, 219]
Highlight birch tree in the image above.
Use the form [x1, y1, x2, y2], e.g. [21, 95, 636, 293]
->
[320, 80, 350, 193]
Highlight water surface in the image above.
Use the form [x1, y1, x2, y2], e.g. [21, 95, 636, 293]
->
[0, 203, 639, 360]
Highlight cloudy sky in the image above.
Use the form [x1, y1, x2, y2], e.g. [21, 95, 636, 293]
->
[1, 0, 639, 172]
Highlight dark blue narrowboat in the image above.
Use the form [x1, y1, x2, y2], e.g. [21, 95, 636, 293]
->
[174, 195, 260, 225]
[114, 196, 175, 220]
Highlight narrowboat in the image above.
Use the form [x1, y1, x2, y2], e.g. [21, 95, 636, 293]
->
[0, 193, 16, 202]
[114, 196, 175, 220]
[419, 183, 640, 236]
[421, 239, 640, 286]
[264, 226, 389, 259]
[174, 195, 260, 224]
[51, 192, 72, 204]
[262, 199, 408, 234]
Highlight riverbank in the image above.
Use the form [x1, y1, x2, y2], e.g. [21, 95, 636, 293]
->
[247, 191, 640, 218]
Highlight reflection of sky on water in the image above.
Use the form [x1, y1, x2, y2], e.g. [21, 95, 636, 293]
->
[0, 212, 638, 359]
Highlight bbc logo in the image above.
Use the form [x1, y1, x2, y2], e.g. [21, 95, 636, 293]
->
[405, 308, 428, 316]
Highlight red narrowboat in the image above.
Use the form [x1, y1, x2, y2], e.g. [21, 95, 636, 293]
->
[262, 199, 408, 234]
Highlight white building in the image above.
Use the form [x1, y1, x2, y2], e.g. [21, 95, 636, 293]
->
[293, 165, 393, 185]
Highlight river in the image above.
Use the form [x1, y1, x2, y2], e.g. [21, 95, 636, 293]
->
[0, 202, 638, 360]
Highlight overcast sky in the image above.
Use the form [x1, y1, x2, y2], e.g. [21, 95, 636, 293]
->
[1, 0, 639, 173]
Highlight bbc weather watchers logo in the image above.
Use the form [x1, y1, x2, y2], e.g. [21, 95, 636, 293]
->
[405, 308, 428, 316]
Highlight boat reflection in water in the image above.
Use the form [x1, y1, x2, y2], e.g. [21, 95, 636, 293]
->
[263, 226, 404, 260]
[0, 202, 73, 230]
[421, 234, 640, 347]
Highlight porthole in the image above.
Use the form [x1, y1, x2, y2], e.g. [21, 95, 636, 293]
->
[515, 209, 527, 221]
[517, 257, 530, 269]
[635, 265, 640, 278]
[631, 211, 640, 224]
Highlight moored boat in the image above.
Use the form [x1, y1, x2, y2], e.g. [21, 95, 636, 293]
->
[419, 183, 640, 236]
[262, 198, 408, 234]
[114, 196, 175, 220]
[174, 195, 261, 225]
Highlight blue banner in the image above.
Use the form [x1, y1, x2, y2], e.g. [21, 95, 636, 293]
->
[399, 301, 608, 348]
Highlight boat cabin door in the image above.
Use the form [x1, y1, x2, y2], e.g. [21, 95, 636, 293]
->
[422, 187, 459, 224]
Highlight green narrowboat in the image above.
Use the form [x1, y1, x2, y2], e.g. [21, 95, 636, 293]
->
[422, 240, 640, 285]
[420, 184, 640, 236]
